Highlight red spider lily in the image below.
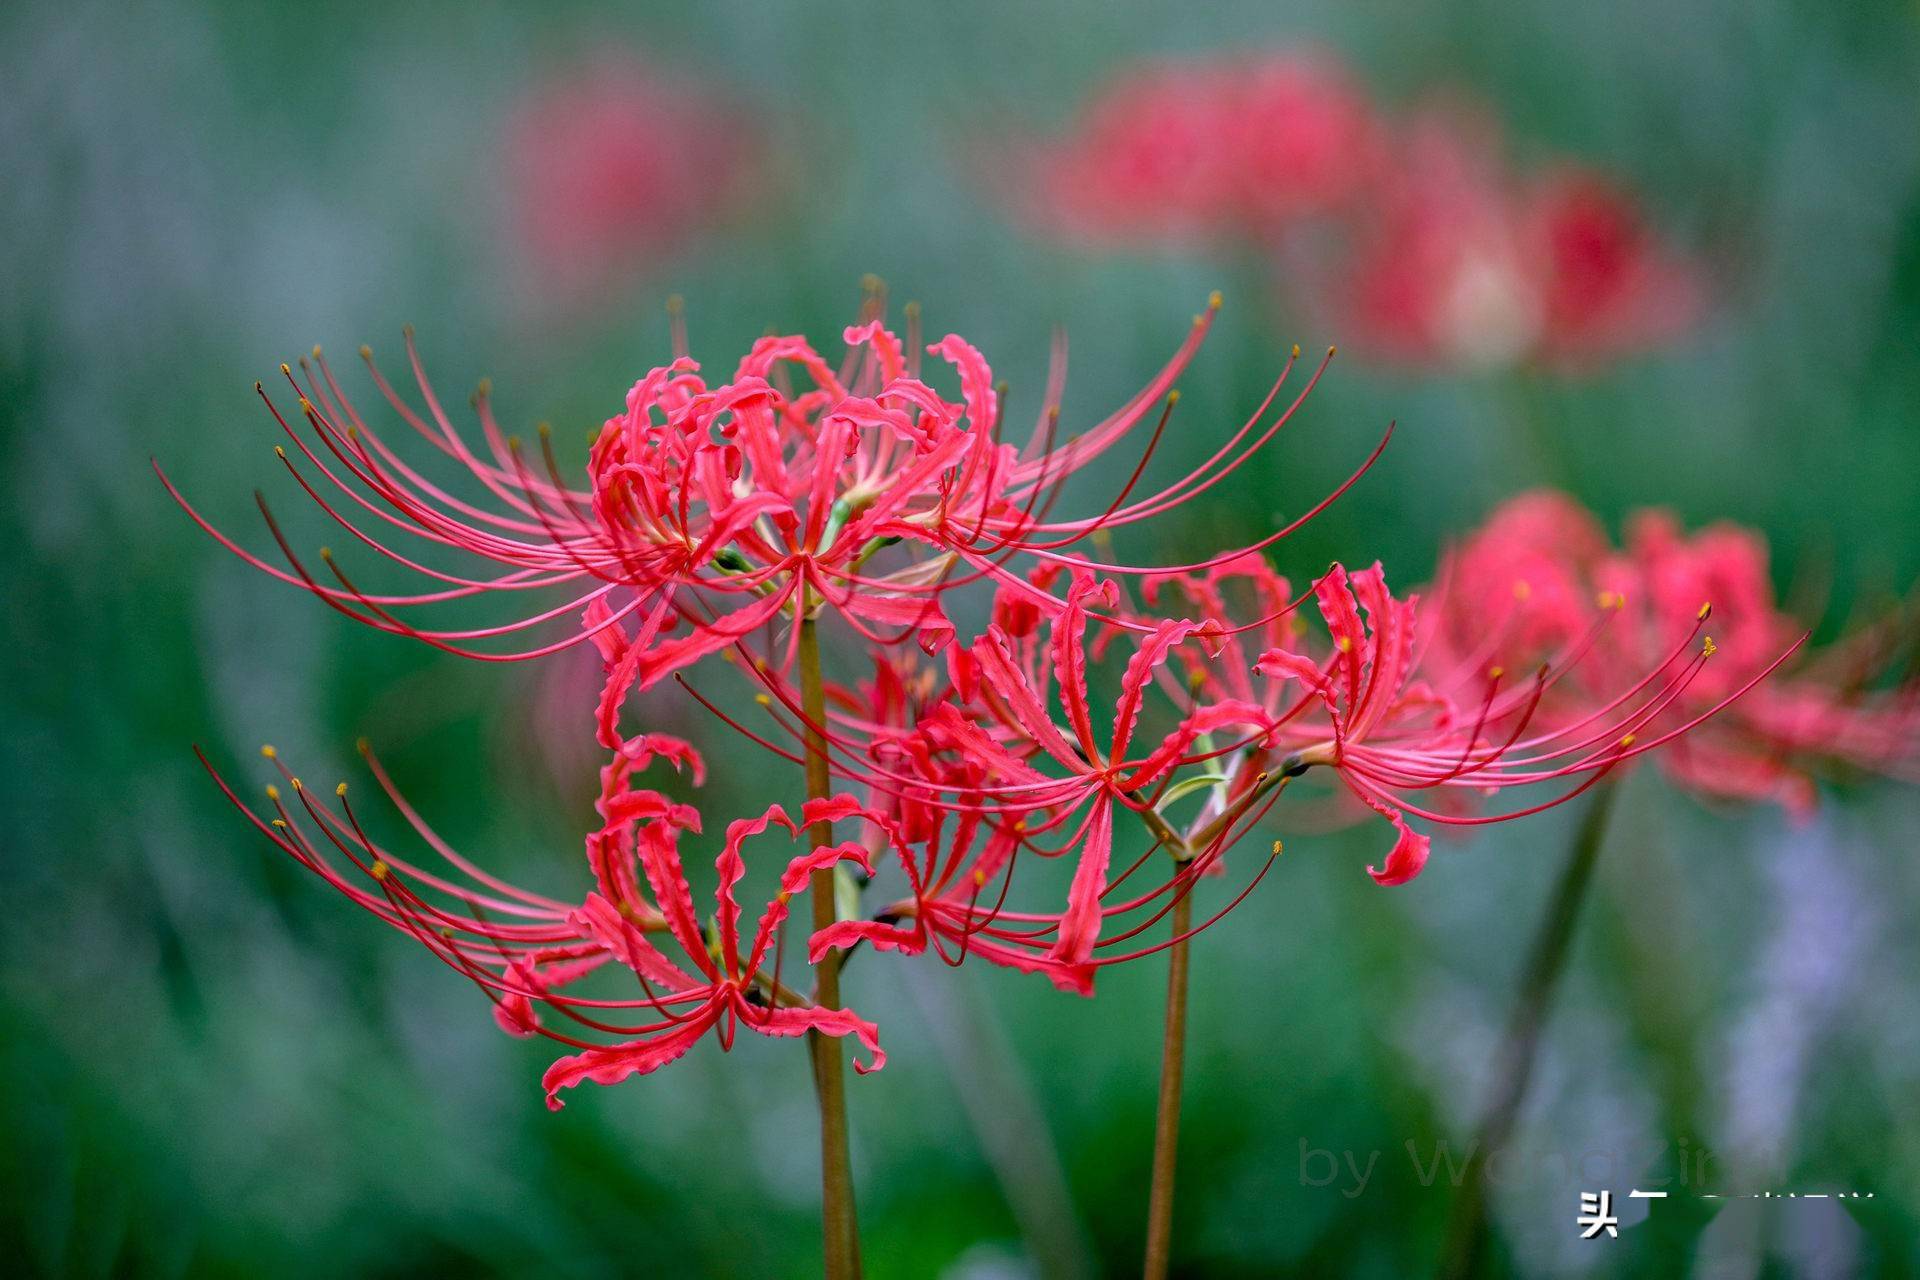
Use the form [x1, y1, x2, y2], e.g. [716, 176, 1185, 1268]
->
[157, 296, 1386, 756]
[541, 797, 883, 1108]
[944, 574, 1265, 967]
[1136, 550, 1310, 807]
[701, 572, 1293, 986]
[1430, 492, 1919, 815]
[503, 54, 763, 310]
[1331, 106, 1703, 371]
[1127, 554, 1796, 886]
[693, 646, 1102, 989]
[802, 771, 1288, 1001]
[1011, 51, 1382, 244]
[689, 538, 1785, 978]
[171, 270, 1848, 1280]
[1317, 557, 1809, 872]
[198, 739, 882, 1109]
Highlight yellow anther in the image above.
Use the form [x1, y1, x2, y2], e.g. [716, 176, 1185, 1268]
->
[271, 818, 287, 829]
[1166, 389, 1181, 405]
[298, 397, 313, 413]
[335, 782, 348, 798]
[261, 744, 278, 759]
[776, 890, 792, 906]
[1702, 635, 1717, 658]
[311, 345, 323, 360]
[290, 777, 303, 791]
[1620, 734, 1637, 748]
[372, 860, 390, 881]
[1292, 343, 1302, 359]
[1207, 290, 1223, 309]
[476, 377, 492, 397]
[359, 344, 373, 360]
[1697, 601, 1712, 620]
[355, 737, 371, 756]
[537, 421, 551, 439]
[1513, 580, 1533, 601]
[754, 693, 772, 707]
[973, 868, 987, 887]
[279, 363, 291, 375]
[1272, 839, 1284, 856]
[1327, 344, 1338, 356]
[1596, 590, 1619, 609]
[265, 784, 280, 800]
[318, 547, 332, 561]
[1488, 665, 1505, 680]
[273, 445, 286, 459]
[1336, 635, 1354, 653]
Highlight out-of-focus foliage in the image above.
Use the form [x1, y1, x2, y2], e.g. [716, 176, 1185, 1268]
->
[2, 1, 1917, 1276]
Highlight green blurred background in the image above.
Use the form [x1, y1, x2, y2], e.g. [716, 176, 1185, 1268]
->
[4, 1, 1919, 1275]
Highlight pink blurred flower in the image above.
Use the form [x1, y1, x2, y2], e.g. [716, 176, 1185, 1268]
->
[1335, 109, 1704, 371]
[503, 56, 762, 308]
[1014, 52, 1383, 245]
[1429, 491, 1918, 815]
[1010, 57, 1706, 374]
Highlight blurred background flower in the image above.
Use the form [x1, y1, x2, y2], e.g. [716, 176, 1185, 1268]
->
[1329, 107, 1705, 372]
[1009, 51, 1383, 245]
[4, 1, 1918, 1276]
[502, 53, 767, 319]
[1010, 55, 1704, 374]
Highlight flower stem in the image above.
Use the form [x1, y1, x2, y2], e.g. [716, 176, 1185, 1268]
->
[1137, 770, 1289, 1280]
[798, 614, 861, 1280]
[1436, 777, 1621, 1279]
[1142, 876, 1193, 1280]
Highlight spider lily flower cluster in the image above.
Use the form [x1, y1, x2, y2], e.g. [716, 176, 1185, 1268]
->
[172, 297, 1805, 1108]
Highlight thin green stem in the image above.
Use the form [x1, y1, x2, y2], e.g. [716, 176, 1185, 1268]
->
[799, 614, 861, 1280]
[1436, 778, 1622, 1280]
[1142, 880, 1193, 1280]
[1138, 769, 1290, 1280]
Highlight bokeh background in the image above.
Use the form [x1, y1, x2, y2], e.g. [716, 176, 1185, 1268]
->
[4, 1, 1919, 1276]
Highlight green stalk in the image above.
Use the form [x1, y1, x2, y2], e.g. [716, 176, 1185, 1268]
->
[1142, 877, 1194, 1280]
[1436, 779, 1621, 1279]
[798, 614, 861, 1279]
[1138, 772, 1289, 1280]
